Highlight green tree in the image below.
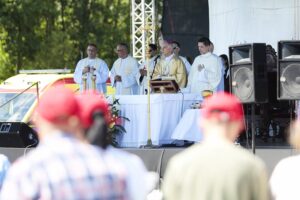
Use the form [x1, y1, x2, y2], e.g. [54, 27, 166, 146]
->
[0, 0, 132, 81]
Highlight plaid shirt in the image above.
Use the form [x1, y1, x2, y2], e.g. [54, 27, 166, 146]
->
[0, 154, 10, 190]
[0, 132, 128, 200]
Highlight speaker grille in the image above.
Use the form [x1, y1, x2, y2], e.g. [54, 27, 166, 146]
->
[231, 65, 254, 102]
[279, 62, 300, 99]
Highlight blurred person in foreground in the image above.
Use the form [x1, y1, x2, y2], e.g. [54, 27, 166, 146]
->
[0, 86, 128, 200]
[163, 92, 269, 200]
[76, 91, 157, 200]
[0, 154, 10, 190]
[270, 112, 300, 200]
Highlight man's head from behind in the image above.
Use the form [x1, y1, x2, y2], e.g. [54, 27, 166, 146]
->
[34, 86, 81, 139]
[76, 91, 111, 149]
[200, 92, 244, 142]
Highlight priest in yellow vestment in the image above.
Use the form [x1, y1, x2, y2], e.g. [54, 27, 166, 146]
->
[152, 40, 187, 88]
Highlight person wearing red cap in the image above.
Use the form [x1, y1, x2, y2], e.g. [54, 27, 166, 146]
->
[76, 91, 155, 200]
[163, 92, 269, 200]
[0, 86, 129, 200]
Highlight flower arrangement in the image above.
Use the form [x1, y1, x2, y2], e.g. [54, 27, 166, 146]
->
[107, 97, 129, 147]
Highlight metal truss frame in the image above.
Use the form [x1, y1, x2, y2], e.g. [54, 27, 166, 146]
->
[131, 0, 156, 63]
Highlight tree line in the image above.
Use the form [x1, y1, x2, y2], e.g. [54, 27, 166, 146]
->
[0, 0, 131, 81]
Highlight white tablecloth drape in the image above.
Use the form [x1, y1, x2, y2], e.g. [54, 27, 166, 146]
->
[171, 109, 203, 142]
[114, 94, 202, 147]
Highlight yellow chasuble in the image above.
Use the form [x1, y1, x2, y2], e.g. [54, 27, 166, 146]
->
[152, 55, 187, 88]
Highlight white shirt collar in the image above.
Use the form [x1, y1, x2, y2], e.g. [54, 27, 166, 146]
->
[165, 54, 174, 62]
[201, 52, 212, 57]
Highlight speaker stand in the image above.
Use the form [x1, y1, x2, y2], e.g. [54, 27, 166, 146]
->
[251, 104, 256, 154]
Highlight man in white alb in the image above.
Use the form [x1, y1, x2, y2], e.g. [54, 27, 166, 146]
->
[172, 41, 192, 74]
[137, 44, 160, 94]
[74, 43, 109, 93]
[187, 37, 221, 94]
[110, 43, 139, 95]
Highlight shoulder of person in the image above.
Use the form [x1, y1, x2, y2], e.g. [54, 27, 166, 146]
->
[128, 55, 138, 62]
[234, 146, 267, 170]
[95, 57, 107, 63]
[193, 55, 202, 61]
[112, 57, 121, 65]
[77, 58, 87, 65]
[179, 55, 187, 61]
[172, 55, 181, 61]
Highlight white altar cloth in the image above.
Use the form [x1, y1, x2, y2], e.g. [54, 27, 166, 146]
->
[114, 94, 202, 147]
[171, 109, 203, 142]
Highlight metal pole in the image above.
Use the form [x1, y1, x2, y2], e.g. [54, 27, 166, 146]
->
[251, 104, 256, 154]
[35, 82, 39, 104]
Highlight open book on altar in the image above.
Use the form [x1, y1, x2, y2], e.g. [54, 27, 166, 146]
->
[150, 78, 179, 93]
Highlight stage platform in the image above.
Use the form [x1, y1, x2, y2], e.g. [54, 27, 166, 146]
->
[0, 145, 298, 180]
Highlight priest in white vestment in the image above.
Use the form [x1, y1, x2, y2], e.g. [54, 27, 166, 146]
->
[152, 40, 187, 88]
[136, 44, 160, 94]
[74, 43, 109, 93]
[110, 43, 139, 95]
[188, 37, 221, 94]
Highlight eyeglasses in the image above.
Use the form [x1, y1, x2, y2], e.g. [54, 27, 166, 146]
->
[115, 49, 125, 53]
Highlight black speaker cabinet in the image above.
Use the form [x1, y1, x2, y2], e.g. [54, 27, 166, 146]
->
[0, 122, 38, 147]
[229, 43, 268, 103]
[277, 40, 300, 100]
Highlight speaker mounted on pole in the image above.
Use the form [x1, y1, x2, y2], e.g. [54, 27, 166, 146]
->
[277, 40, 300, 100]
[229, 43, 268, 103]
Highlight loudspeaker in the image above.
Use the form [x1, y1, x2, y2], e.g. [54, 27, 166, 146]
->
[229, 43, 268, 103]
[0, 122, 38, 147]
[277, 40, 300, 100]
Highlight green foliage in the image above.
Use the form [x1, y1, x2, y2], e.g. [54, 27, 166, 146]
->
[0, 0, 131, 81]
[107, 98, 129, 147]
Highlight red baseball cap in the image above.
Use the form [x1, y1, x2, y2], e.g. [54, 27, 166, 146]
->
[35, 86, 80, 123]
[76, 91, 111, 129]
[202, 92, 244, 124]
